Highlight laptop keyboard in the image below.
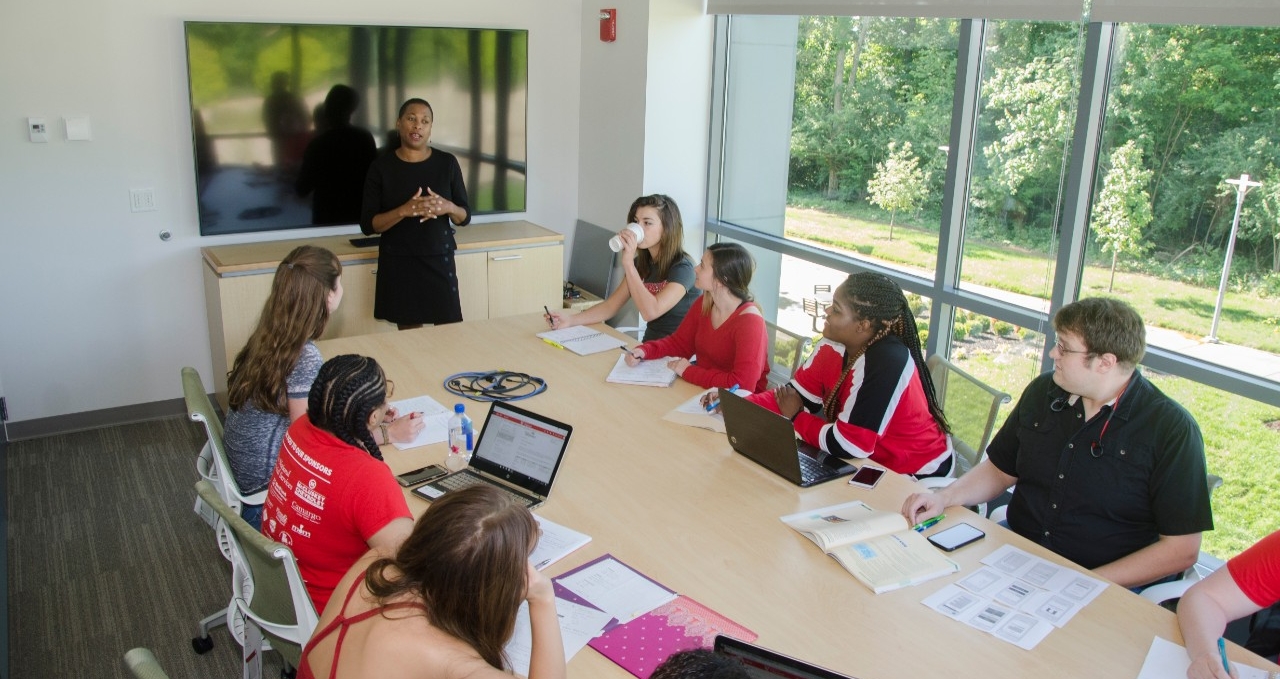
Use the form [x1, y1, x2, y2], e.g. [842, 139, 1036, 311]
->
[797, 453, 828, 480]
[436, 472, 536, 507]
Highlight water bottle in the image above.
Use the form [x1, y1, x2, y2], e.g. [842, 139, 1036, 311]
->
[446, 403, 474, 471]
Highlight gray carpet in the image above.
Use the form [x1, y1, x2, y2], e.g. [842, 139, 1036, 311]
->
[7, 416, 286, 678]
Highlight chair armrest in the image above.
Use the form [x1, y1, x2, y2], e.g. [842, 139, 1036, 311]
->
[1139, 579, 1195, 606]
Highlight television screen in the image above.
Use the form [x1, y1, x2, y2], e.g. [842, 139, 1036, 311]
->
[184, 21, 528, 236]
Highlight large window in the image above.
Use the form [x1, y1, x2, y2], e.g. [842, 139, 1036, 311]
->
[708, 11, 1280, 558]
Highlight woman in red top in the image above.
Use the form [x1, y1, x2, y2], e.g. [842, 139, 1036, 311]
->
[297, 485, 565, 679]
[625, 242, 769, 392]
[743, 272, 952, 476]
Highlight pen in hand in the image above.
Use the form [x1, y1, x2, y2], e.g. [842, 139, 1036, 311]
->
[1218, 638, 1231, 676]
[912, 514, 945, 532]
[544, 305, 554, 327]
[704, 384, 739, 412]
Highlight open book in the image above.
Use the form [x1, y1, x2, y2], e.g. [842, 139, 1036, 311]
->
[537, 326, 626, 356]
[606, 353, 677, 387]
[781, 500, 959, 594]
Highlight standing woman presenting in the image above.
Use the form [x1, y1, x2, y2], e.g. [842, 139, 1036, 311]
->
[361, 99, 471, 330]
[546, 194, 699, 341]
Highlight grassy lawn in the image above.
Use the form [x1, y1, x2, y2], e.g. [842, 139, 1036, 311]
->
[787, 206, 1280, 352]
[784, 202, 1280, 559]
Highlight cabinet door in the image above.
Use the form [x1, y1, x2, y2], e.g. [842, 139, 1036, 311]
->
[456, 252, 489, 321]
[486, 245, 564, 318]
[322, 262, 394, 339]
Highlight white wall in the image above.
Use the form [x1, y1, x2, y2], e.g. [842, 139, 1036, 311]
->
[644, 0, 715, 255]
[0, 0, 584, 423]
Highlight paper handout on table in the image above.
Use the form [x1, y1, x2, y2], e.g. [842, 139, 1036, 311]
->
[1135, 636, 1280, 679]
[661, 387, 750, 433]
[606, 353, 677, 387]
[921, 544, 1108, 650]
[387, 395, 452, 450]
[504, 597, 615, 678]
[781, 500, 959, 593]
[537, 326, 626, 356]
[553, 554, 677, 625]
[530, 514, 592, 571]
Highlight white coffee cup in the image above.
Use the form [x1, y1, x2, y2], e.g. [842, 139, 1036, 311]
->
[608, 222, 645, 252]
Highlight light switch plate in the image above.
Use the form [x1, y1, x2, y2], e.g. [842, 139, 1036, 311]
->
[64, 116, 91, 141]
[130, 188, 157, 213]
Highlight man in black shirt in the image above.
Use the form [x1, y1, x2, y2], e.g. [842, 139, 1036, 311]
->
[903, 298, 1213, 588]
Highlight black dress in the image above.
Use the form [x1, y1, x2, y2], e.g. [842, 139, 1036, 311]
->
[360, 149, 471, 325]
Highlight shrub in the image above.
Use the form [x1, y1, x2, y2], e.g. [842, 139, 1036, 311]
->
[952, 323, 969, 342]
[966, 320, 985, 338]
[992, 320, 1014, 337]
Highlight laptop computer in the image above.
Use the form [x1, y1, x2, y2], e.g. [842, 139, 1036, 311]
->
[715, 635, 858, 679]
[718, 389, 855, 487]
[412, 401, 572, 509]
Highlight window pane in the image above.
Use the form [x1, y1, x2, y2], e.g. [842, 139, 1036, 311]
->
[946, 306, 1045, 423]
[958, 20, 1083, 310]
[1144, 371, 1280, 559]
[1084, 23, 1280, 386]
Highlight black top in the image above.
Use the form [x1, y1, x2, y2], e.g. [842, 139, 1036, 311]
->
[296, 125, 377, 225]
[987, 370, 1213, 571]
[640, 256, 699, 341]
[360, 149, 471, 253]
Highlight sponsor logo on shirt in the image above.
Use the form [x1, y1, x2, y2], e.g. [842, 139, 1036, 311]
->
[290, 523, 312, 539]
[290, 501, 322, 524]
[293, 478, 327, 510]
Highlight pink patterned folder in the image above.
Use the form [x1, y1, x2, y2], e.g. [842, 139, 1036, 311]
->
[587, 595, 758, 679]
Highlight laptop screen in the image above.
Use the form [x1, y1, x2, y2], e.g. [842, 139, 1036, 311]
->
[469, 402, 572, 496]
[714, 636, 857, 679]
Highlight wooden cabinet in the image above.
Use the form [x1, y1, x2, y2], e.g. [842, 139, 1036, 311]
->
[202, 222, 563, 405]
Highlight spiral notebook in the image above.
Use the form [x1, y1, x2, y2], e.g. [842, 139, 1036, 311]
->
[537, 326, 626, 356]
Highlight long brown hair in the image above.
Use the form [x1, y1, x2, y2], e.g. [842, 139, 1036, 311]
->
[364, 485, 537, 669]
[822, 272, 949, 434]
[699, 242, 755, 315]
[227, 245, 341, 414]
[629, 194, 689, 281]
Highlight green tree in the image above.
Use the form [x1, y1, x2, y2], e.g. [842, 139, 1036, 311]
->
[867, 141, 929, 239]
[1092, 140, 1153, 292]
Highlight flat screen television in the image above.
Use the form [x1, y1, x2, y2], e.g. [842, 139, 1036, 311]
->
[184, 21, 528, 236]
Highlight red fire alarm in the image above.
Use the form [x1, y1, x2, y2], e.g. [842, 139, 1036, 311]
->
[599, 8, 616, 43]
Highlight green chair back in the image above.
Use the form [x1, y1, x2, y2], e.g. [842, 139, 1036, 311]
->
[926, 354, 1012, 474]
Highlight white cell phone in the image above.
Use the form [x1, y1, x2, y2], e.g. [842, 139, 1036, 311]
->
[927, 523, 986, 552]
[847, 466, 885, 488]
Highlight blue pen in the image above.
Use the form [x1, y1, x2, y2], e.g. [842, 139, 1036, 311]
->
[705, 384, 739, 412]
[1218, 637, 1231, 676]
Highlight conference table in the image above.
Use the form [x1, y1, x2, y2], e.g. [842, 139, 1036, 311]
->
[316, 313, 1277, 679]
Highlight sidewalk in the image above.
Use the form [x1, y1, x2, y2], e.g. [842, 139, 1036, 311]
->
[774, 255, 1280, 383]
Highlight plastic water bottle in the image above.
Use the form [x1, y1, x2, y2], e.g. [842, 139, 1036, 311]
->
[446, 403, 474, 471]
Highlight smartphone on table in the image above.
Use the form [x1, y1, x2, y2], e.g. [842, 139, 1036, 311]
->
[847, 465, 885, 489]
[927, 523, 986, 552]
[396, 464, 449, 487]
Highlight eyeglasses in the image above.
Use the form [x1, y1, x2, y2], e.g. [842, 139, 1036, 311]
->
[1054, 339, 1092, 356]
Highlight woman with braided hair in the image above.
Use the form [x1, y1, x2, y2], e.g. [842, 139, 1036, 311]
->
[261, 354, 414, 613]
[744, 272, 953, 477]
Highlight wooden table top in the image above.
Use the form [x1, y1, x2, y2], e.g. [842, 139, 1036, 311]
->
[316, 314, 1277, 679]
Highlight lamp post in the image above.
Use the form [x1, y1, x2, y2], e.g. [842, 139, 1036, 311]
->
[1207, 173, 1262, 343]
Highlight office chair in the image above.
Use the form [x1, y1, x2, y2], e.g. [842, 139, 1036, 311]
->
[196, 480, 319, 675]
[183, 367, 269, 653]
[915, 355, 1011, 516]
[123, 648, 172, 679]
[764, 321, 815, 388]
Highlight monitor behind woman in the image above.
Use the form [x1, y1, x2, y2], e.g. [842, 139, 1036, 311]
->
[296, 484, 566, 679]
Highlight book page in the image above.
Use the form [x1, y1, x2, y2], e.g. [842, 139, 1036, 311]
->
[505, 597, 614, 678]
[530, 514, 592, 570]
[829, 530, 959, 593]
[605, 353, 677, 387]
[1135, 637, 1278, 679]
[780, 501, 909, 552]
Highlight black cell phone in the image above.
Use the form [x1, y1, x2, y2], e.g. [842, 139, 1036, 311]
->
[927, 523, 986, 552]
[847, 466, 885, 488]
[396, 464, 449, 487]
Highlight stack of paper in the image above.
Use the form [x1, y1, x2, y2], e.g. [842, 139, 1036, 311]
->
[530, 514, 592, 571]
[537, 326, 626, 356]
[921, 544, 1108, 650]
[1136, 637, 1280, 679]
[662, 388, 750, 433]
[606, 354, 677, 387]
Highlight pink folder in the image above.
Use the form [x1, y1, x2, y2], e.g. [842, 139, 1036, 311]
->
[587, 594, 758, 679]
